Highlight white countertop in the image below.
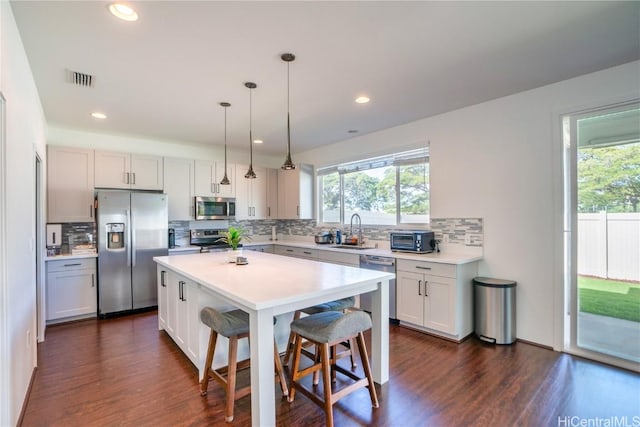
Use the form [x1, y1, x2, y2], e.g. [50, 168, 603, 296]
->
[57, 239, 482, 265]
[45, 253, 98, 261]
[244, 240, 482, 265]
[154, 251, 395, 312]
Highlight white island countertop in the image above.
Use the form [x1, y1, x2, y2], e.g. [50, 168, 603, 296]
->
[154, 250, 395, 312]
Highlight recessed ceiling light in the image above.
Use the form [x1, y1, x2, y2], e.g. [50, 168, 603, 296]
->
[355, 96, 370, 104]
[108, 3, 138, 21]
[253, 139, 263, 144]
[91, 112, 107, 119]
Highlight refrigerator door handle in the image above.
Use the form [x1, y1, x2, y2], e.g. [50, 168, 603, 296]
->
[131, 209, 137, 267]
[126, 209, 132, 267]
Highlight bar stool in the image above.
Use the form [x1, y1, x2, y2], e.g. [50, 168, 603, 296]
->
[283, 297, 357, 368]
[287, 310, 379, 427]
[199, 307, 289, 423]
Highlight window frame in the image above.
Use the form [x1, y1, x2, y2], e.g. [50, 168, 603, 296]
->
[317, 148, 429, 227]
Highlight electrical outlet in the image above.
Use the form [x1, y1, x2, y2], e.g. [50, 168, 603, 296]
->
[464, 234, 472, 245]
[288, 227, 292, 235]
[442, 234, 449, 244]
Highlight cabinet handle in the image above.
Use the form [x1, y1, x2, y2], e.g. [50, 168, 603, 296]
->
[91, 273, 95, 287]
[418, 280, 422, 296]
[132, 172, 136, 185]
[297, 205, 300, 216]
[90, 205, 93, 218]
[303, 251, 312, 255]
[248, 207, 251, 217]
[416, 266, 432, 270]
[161, 270, 166, 287]
[268, 207, 271, 217]
[178, 280, 184, 301]
[424, 281, 429, 297]
[125, 172, 130, 184]
[63, 263, 81, 267]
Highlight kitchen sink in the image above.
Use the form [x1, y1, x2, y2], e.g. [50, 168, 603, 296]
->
[330, 244, 375, 250]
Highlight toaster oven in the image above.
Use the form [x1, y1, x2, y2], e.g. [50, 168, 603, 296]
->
[390, 231, 435, 253]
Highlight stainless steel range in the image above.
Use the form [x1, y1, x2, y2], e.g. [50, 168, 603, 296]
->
[190, 229, 236, 253]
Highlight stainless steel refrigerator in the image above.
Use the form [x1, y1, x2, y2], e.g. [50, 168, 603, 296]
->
[97, 190, 168, 316]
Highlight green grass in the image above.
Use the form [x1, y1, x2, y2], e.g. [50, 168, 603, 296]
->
[578, 276, 640, 322]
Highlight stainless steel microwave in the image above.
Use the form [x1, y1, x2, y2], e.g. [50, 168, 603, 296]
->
[194, 196, 236, 220]
[390, 231, 435, 253]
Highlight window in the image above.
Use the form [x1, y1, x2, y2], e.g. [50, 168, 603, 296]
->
[318, 147, 429, 225]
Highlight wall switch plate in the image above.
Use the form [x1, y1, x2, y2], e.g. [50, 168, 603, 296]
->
[464, 234, 472, 245]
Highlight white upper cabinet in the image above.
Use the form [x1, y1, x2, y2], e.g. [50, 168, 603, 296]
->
[277, 164, 314, 219]
[95, 150, 163, 190]
[194, 160, 235, 198]
[164, 157, 195, 220]
[47, 146, 95, 223]
[266, 168, 279, 219]
[235, 164, 266, 220]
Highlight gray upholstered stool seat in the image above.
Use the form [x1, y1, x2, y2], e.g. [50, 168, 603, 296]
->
[288, 310, 379, 427]
[290, 310, 371, 343]
[199, 307, 288, 423]
[283, 297, 357, 367]
[300, 296, 355, 315]
[200, 308, 249, 337]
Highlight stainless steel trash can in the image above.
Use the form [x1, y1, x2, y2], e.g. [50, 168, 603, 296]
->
[473, 277, 516, 344]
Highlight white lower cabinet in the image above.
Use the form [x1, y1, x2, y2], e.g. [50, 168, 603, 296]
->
[396, 259, 477, 341]
[46, 258, 97, 323]
[158, 268, 200, 366]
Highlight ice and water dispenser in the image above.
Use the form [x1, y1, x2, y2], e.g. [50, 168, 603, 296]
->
[106, 223, 125, 250]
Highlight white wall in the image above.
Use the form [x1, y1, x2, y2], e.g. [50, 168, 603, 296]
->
[297, 61, 640, 348]
[0, 1, 48, 425]
[48, 126, 283, 169]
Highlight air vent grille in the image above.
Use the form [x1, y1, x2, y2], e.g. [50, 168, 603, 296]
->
[66, 69, 94, 87]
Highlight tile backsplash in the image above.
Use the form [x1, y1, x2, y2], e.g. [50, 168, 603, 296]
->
[231, 217, 484, 247]
[141, 217, 484, 248]
[50, 222, 97, 254]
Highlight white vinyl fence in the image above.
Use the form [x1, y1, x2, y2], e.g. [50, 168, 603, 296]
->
[578, 213, 640, 281]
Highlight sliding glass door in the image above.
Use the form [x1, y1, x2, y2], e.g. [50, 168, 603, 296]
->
[563, 102, 640, 369]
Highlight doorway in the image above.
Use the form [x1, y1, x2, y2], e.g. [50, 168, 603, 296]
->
[563, 102, 640, 370]
[35, 154, 45, 341]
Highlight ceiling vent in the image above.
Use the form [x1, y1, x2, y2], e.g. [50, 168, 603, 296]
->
[66, 69, 94, 87]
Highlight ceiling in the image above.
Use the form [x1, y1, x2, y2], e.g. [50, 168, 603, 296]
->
[10, 1, 640, 156]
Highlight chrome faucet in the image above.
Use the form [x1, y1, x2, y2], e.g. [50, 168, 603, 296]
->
[349, 213, 363, 247]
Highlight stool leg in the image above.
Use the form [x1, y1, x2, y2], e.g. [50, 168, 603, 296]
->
[356, 331, 379, 408]
[320, 343, 334, 427]
[349, 337, 358, 368]
[225, 336, 239, 422]
[287, 334, 304, 403]
[274, 339, 289, 397]
[200, 329, 218, 396]
[283, 310, 302, 366]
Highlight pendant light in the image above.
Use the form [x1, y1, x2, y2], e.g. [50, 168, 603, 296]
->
[219, 102, 231, 185]
[244, 82, 257, 179]
[281, 53, 296, 170]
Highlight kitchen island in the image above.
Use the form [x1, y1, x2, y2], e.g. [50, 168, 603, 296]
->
[154, 250, 394, 427]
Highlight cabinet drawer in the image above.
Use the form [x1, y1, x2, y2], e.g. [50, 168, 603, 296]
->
[274, 246, 318, 259]
[397, 259, 456, 278]
[47, 258, 96, 272]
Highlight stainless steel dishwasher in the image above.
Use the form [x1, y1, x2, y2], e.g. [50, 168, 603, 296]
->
[359, 255, 397, 321]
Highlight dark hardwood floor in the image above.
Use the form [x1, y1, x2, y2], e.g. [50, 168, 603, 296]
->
[21, 311, 640, 426]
